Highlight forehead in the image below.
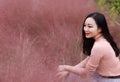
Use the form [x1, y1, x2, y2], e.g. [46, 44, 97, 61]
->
[85, 17, 96, 25]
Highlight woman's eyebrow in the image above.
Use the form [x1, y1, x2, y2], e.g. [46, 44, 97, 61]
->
[85, 23, 93, 26]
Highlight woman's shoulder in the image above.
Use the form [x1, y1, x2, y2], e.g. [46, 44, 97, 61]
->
[92, 40, 111, 53]
[93, 40, 108, 49]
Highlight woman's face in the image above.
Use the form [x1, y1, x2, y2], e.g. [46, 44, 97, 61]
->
[83, 17, 101, 39]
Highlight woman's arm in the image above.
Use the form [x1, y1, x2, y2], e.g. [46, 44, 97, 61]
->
[58, 44, 104, 76]
[57, 56, 90, 77]
[61, 65, 88, 76]
[74, 56, 89, 68]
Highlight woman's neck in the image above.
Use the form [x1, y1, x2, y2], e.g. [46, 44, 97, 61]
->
[94, 33, 104, 41]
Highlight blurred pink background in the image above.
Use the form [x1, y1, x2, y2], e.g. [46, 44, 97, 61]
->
[0, 0, 119, 82]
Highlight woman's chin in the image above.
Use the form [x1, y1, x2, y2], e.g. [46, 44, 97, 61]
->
[85, 36, 91, 38]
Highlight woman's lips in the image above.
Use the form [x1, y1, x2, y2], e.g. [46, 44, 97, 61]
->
[85, 33, 90, 36]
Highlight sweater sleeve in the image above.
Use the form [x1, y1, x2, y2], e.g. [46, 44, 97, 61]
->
[85, 44, 104, 74]
[64, 43, 105, 76]
[74, 56, 89, 68]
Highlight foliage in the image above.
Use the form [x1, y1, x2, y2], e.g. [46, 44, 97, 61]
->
[97, 0, 120, 16]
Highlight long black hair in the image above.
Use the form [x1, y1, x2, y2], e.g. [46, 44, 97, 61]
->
[82, 12, 120, 56]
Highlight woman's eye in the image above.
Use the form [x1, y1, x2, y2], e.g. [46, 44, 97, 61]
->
[88, 26, 93, 28]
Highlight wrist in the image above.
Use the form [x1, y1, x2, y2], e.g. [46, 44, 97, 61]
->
[64, 65, 72, 72]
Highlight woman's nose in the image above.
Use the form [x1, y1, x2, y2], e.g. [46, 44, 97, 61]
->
[84, 27, 89, 31]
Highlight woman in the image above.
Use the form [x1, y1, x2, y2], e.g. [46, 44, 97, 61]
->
[56, 12, 120, 82]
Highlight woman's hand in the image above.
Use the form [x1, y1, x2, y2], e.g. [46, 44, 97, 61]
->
[56, 70, 69, 79]
[56, 65, 69, 79]
[57, 65, 67, 72]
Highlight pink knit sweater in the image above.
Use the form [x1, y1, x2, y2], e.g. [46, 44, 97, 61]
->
[85, 36, 120, 77]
